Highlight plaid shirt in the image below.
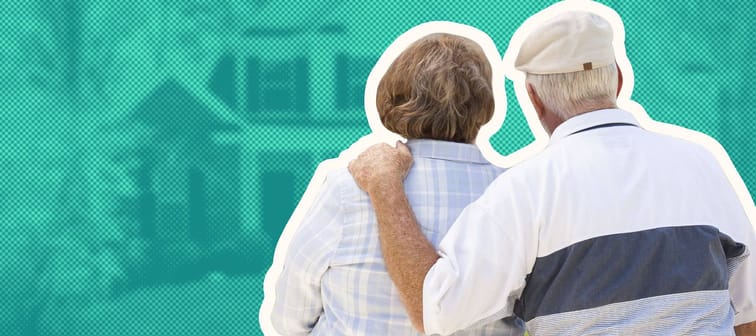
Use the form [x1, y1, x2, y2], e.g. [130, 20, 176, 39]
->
[272, 139, 524, 335]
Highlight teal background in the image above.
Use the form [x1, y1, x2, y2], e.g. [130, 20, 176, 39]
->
[0, 0, 753, 335]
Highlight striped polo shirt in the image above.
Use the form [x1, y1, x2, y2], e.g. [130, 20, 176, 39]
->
[422, 109, 756, 335]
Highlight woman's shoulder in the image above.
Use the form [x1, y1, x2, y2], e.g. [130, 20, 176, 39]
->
[310, 159, 363, 197]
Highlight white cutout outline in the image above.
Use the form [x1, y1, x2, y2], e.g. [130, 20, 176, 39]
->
[259, 2, 756, 334]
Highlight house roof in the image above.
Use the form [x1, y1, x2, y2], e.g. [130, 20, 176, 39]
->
[128, 79, 240, 137]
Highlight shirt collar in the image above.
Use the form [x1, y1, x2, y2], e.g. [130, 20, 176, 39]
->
[406, 139, 489, 164]
[550, 108, 640, 145]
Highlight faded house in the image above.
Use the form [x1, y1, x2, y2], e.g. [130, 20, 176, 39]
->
[101, 78, 248, 284]
[128, 79, 242, 246]
[91, 0, 381, 286]
[206, 0, 376, 242]
[79, 1, 518, 292]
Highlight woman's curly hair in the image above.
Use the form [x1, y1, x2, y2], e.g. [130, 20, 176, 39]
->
[376, 33, 494, 143]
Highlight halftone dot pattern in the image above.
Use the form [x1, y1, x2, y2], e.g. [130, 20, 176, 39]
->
[0, 1, 755, 335]
[611, 0, 756, 197]
[490, 79, 536, 154]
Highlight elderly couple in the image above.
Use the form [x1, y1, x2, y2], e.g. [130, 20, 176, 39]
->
[265, 8, 756, 336]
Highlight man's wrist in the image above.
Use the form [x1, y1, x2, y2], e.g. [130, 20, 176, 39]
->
[366, 177, 404, 197]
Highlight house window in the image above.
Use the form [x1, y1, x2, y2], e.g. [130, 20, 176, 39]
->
[335, 54, 376, 110]
[246, 57, 309, 120]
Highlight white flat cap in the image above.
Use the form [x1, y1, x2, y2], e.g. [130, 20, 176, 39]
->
[515, 11, 614, 74]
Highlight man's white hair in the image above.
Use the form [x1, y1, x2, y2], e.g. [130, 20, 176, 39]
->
[526, 63, 618, 120]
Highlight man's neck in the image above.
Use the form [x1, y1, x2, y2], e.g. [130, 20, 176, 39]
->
[546, 103, 618, 135]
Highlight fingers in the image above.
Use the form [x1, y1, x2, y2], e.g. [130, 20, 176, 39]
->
[395, 141, 413, 178]
[348, 143, 391, 192]
[396, 141, 411, 157]
[348, 141, 414, 193]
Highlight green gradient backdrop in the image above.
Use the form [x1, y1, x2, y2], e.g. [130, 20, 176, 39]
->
[0, 1, 754, 335]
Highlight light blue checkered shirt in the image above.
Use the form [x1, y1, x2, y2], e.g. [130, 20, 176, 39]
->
[272, 139, 524, 335]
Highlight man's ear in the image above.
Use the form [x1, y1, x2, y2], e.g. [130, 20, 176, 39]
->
[617, 65, 624, 97]
[526, 83, 545, 119]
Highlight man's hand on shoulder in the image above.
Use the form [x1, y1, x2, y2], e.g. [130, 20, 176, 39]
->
[348, 141, 413, 194]
[736, 321, 756, 336]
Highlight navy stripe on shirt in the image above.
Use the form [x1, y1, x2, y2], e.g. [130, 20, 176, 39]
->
[514, 225, 746, 321]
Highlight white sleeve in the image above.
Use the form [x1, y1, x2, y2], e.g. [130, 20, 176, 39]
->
[700, 150, 756, 326]
[423, 175, 539, 335]
[721, 184, 756, 326]
[731, 245, 756, 326]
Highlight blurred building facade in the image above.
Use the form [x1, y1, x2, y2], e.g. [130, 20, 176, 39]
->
[1, 0, 755, 335]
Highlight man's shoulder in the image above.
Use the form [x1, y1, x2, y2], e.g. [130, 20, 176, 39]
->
[642, 130, 723, 166]
[495, 147, 555, 181]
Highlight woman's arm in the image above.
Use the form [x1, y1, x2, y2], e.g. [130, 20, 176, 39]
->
[270, 172, 343, 335]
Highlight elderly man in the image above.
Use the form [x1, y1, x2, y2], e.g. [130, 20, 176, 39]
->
[348, 11, 756, 336]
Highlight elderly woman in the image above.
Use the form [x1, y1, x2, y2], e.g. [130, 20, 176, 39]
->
[271, 33, 522, 335]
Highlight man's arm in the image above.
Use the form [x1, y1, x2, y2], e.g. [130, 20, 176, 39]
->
[350, 142, 537, 335]
[736, 321, 756, 336]
[349, 142, 438, 333]
[370, 176, 439, 333]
